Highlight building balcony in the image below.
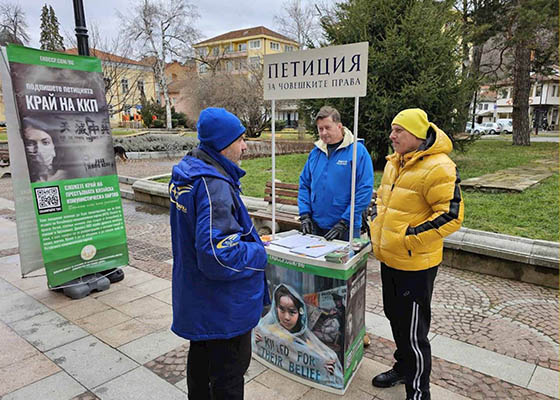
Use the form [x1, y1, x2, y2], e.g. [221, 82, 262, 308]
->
[205, 50, 248, 60]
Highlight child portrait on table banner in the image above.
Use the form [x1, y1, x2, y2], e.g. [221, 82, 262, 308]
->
[253, 283, 345, 389]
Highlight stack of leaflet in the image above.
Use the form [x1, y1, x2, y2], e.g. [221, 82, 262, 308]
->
[270, 233, 343, 258]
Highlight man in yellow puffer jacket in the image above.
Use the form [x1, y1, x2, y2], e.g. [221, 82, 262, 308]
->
[370, 109, 464, 400]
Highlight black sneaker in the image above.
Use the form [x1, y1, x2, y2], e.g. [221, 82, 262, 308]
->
[372, 368, 406, 388]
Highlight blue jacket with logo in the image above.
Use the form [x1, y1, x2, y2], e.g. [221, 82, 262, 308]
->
[298, 127, 374, 232]
[169, 147, 268, 341]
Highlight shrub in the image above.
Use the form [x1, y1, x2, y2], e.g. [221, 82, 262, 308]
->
[113, 134, 198, 152]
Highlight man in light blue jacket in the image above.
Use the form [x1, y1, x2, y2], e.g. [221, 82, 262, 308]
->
[298, 106, 374, 241]
[169, 107, 268, 400]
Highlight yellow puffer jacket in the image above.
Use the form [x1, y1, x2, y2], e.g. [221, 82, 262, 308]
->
[370, 123, 464, 271]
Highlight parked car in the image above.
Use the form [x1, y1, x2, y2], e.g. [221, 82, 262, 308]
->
[478, 122, 502, 135]
[497, 119, 513, 134]
[465, 121, 483, 134]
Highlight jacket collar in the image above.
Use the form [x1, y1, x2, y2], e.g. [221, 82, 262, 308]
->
[315, 126, 354, 155]
[387, 123, 452, 168]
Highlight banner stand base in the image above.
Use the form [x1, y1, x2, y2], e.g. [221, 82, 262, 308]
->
[57, 273, 111, 300]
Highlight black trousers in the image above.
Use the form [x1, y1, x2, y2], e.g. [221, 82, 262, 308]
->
[381, 263, 438, 400]
[186, 330, 252, 400]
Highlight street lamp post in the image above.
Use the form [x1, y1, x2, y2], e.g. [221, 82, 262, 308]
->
[72, 0, 90, 56]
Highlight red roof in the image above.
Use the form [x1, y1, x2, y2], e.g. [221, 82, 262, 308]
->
[195, 26, 297, 46]
[64, 48, 148, 66]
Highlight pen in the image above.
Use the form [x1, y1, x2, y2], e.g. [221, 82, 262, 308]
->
[306, 244, 325, 248]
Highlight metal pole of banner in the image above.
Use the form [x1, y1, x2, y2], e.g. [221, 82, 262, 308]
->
[73, 0, 90, 56]
[348, 96, 359, 243]
[272, 100, 276, 239]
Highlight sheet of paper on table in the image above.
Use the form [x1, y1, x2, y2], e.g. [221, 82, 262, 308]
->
[270, 233, 322, 249]
[289, 243, 344, 258]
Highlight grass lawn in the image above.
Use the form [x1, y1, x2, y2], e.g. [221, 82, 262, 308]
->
[111, 129, 145, 136]
[257, 131, 316, 141]
[239, 139, 558, 241]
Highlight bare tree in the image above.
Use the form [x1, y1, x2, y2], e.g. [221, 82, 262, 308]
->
[193, 64, 271, 137]
[65, 24, 147, 119]
[119, 0, 200, 129]
[0, 2, 29, 45]
[273, 0, 321, 48]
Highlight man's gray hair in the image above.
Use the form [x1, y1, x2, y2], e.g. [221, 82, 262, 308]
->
[315, 106, 341, 124]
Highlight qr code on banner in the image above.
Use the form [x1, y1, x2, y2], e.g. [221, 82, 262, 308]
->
[35, 186, 62, 214]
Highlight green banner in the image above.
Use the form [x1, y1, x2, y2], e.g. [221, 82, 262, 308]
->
[7, 44, 102, 72]
[6, 45, 128, 287]
[267, 253, 368, 280]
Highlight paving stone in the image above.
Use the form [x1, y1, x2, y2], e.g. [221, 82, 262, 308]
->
[0, 277, 22, 298]
[150, 287, 172, 304]
[26, 286, 74, 310]
[118, 329, 186, 365]
[57, 297, 111, 322]
[431, 335, 535, 387]
[120, 266, 156, 287]
[10, 310, 88, 352]
[245, 357, 268, 382]
[0, 321, 40, 368]
[114, 295, 169, 318]
[45, 335, 137, 389]
[95, 286, 146, 308]
[5, 273, 47, 292]
[70, 391, 99, 400]
[74, 308, 132, 334]
[0, 218, 18, 250]
[0, 354, 59, 397]
[135, 305, 173, 329]
[132, 276, 171, 295]
[254, 369, 312, 400]
[528, 366, 559, 398]
[174, 377, 187, 393]
[2, 371, 85, 400]
[144, 343, 189, 385]
[245, 380, 288, 400]
[95, 318, 157, 348]
[0, 290, 50, 324]
[92, 366, 184, 400]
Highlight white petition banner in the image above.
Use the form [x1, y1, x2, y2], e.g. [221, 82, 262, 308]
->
[263, 42, 368, 100]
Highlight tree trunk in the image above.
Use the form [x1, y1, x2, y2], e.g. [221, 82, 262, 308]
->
[512, 42, 531, 146]
[297, 100, 305, 140]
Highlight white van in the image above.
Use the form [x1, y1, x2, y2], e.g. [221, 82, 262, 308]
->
[497, 119, 513, 134]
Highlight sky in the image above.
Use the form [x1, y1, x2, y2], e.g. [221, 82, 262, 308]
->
[19, 0, 325, 51]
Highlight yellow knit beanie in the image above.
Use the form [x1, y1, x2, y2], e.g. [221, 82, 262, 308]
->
[392, 108, 429, 139]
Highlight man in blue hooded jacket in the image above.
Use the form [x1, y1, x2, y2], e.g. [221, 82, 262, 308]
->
[298, 106, 374, 241]
[169, 107, 268, 400]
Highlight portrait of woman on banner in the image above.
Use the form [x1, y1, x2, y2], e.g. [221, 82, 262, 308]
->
[253, 284, 344, 389]
[21, 118, 70, 183]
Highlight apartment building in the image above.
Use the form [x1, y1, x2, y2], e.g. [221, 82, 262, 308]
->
[65, 48, 157, 126]
[193, 26, 300, 127]
[495, 68, 559, 130]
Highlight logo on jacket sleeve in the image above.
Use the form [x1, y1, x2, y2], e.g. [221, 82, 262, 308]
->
[217, 234, 240, 249]
[169, 183, 192, 214]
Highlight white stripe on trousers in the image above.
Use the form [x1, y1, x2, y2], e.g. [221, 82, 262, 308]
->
[409, 301, 424, 400]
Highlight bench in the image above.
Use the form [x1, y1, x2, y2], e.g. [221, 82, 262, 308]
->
[248, 181, 378, 236]
[248, 181, 301, 232]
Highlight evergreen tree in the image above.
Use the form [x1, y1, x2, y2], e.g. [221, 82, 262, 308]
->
[306, 0, 471, 169]
[39, 5, 49, 50]
[39, 4, 64, 51]
[48, 6, 64, 51]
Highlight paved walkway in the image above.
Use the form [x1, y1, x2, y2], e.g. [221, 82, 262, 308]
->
[0, 170, 558, 399]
